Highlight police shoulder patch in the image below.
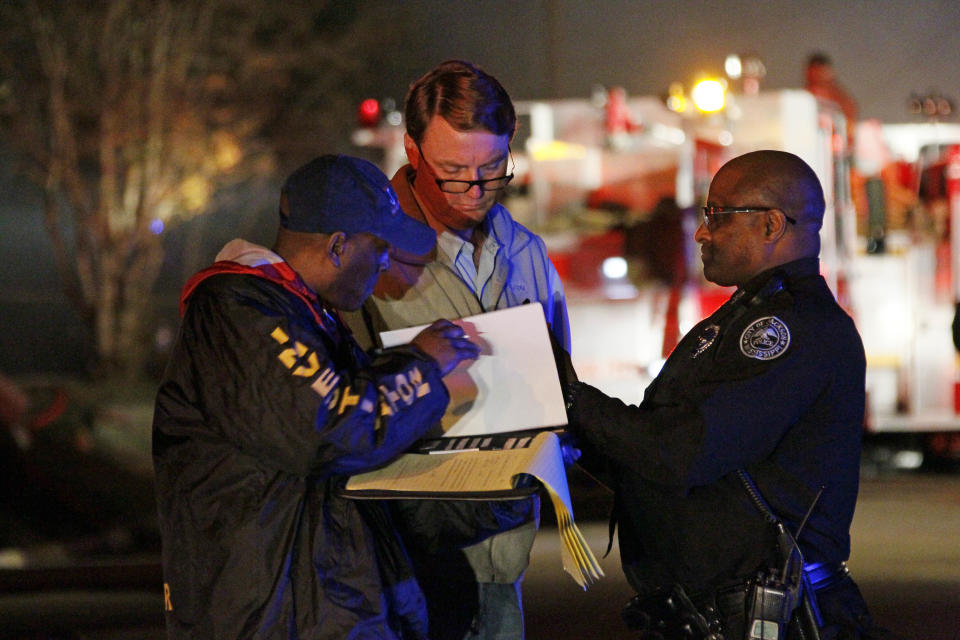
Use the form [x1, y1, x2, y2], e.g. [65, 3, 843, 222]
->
[739, 316, 791, 360]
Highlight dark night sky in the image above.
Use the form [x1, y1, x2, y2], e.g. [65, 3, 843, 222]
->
[380, 0, 960, 123]
[2, 0, 959, 373]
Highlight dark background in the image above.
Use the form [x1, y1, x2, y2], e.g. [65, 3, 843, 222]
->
[0, 3, 957, 636]
[3, 0, 958, 375]
[376, 0, 959, 123]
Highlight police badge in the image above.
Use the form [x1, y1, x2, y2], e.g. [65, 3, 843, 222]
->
[740, 316, 790, 360]
[691, 324, 720, 358]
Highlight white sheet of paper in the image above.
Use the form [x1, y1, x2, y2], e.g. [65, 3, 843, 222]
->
[379, 304, 568, 437]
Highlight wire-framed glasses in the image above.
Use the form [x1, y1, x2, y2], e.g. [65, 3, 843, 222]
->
[701, 206, 797, 230]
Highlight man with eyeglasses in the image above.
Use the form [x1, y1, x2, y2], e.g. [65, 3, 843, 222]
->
[343, 60, 569, 640]
[564, 151, 897, 638]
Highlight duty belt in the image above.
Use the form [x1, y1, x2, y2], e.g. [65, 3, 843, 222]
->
[624, 563, 851, 639]
[711, 562, 849, 638]
[711, 561, 849, 620]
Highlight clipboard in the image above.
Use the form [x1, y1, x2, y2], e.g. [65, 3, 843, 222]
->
[342, 305, 603, 588]
[377, 303, 568, 439]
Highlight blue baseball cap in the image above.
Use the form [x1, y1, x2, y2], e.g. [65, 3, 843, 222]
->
[281, 155, 435, 255]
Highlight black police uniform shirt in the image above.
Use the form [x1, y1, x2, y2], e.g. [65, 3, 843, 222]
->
[569, 257, 866, 594]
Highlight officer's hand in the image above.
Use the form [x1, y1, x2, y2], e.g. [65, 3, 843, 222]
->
[555, 429, 582, 467]
[410, 319, 481, 377]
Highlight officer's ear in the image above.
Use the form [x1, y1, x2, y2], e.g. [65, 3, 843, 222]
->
[764, 209, 789, 242]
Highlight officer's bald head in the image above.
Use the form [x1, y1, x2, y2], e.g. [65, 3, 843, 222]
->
[701, 151, 825, 278]
[717, 150, 825, 231]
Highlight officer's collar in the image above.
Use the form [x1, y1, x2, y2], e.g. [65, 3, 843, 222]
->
[736, 257, 819, 301]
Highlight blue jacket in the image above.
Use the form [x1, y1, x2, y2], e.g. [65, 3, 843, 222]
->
[154, 244, 462, 639]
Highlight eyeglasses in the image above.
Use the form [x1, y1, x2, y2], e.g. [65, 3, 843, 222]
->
[418, 145, 515, 194]
[434, 172, 514, 194]
[700, 206, 797, 230]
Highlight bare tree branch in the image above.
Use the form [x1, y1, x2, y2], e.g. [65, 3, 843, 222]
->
[1, 0, 398, 377]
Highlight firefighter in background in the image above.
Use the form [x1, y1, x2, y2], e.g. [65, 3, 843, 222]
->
[805, 52, 859, 149]
[851, 120, 921, 248]
[605, 86, 643, 150]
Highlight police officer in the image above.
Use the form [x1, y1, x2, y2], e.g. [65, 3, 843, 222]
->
[565, 151, 896, 639]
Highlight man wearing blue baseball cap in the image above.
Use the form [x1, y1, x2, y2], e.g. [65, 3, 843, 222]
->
[152, 155, 522, 639]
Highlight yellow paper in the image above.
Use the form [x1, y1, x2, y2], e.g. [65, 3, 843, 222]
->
[345, 432, 603, 588]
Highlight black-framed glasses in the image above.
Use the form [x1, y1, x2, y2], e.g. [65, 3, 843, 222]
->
[435, 172, 514, 194]
[418, 144, 515, 194]
[700, 206, 797, 230]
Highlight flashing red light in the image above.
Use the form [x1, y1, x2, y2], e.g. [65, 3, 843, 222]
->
[358, 98, 381, 127]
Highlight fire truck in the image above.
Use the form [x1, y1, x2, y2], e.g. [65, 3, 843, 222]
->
[353, 84, 960, 464]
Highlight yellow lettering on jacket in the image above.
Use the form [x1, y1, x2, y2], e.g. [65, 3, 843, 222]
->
[379, 384, 400, 414]
[312, 367, 340, 398]
[271, 327, 317, 375]
[376, 367, 432, 418]
[325, 387, 340, 409]
[395, 374, 415, 404]
[338, 386, 360, 414]
[408, 366, 431, 397]
[164, 583, 173, 611]
[379, 399, 394, 416]
[292, 350, 319, 377]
